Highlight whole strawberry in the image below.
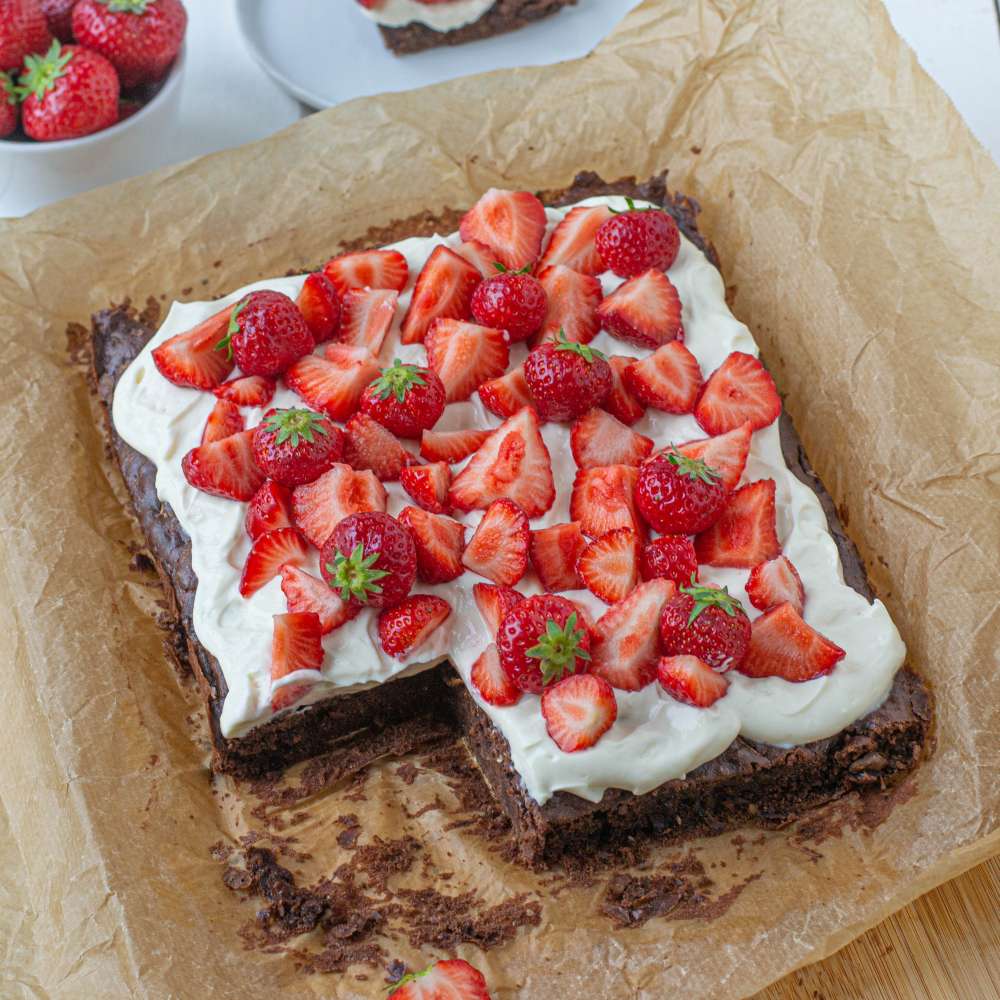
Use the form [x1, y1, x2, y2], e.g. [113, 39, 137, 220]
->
[496, 594, 591, 694]
[216, 290, 314, 377]
[72, 0, 187, 89]
[320, 511, 416, 610]
[252, 408, 344, 487]
[634, 448, 726, 535]
[41, 0, 75, 42]
[595, 198, 680, 278]
[639, 534, 699, 586]
[523, 332, 612, 422]
[0, 73, 18, 137]
[660, 580, 751, 672]
[0, 0, 52, 73]
[470, 264, 547, 342]
[359, 359, 446, 439]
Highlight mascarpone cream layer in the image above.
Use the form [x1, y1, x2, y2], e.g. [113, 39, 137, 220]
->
[357, 0, 495, 31]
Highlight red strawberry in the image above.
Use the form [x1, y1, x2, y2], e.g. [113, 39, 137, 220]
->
[536, 204, 612, 275]
[322, 248, 408, 296]
[72, 0, 185, 88]
[245, 479, 293, 540]
[660, 581, 751, 672]
[239, 527, 310, 598]
[523, 335, 612, 422]
[152, 306, 234, 390]
[541, 673, 616, 752]
[449, 407, 554, 518]
[338, 288, 398, 354]
[497, 593, 591, 693]
[420, 427, 490, 464]
[739, 602, 845, 682]
[694, 352, 781, 436]
[590, 577, 673, 690]
[201, 398, 243, 444]
[40, 0, 74, 42]
[270, 611, 323, 712]
[0, 72, 18, 137]
[181, 428, 264, 501]
[532, 264, 602, 347]
[0, 0, 51, 72]
[280, 565, 357, 634]
[213, 373, 275, 408]
[597, 269, 683, 349]
[694, 479, 780, 568]
[472, 582, 524, 636]
[284, 345, 380, 421]
[471, 266, 546, 342]
[378, 594, 451, 659]
[634, 449, 727, 535]
[218, 291, 314, 378]
[461, 498, 529, 586]
[570, 407, 653, 469]
[470, 644, 521, 706]
[569, 464, 642, 539]
[400, 245, 481, 345]
[398, 505, 465, 584]
[622, 341, 702, 414]
[360, 359, 446, 438]
[595, 201, 680, 278]
[459, 188, 546, 271]
[603, 355, 646, 425]
[529, 521, 586, 592]
[388, 959, 491, 1000]
[657, 655, 729, 708]
[746, 555, 804, 615]
[455, 239, 500, 279]
[639, 535, 698, 586]
[676, 421, 753, 492]
[424, 318, 509, 403]
[252, 407, 343, 487]
[577, 527, 641, 605]
[296, 272, 341, 343]
[477, 364, 532, 420]
[343, 412, 415, 481]
[399, 461, 451, 513]
[291, 463, 386, 548]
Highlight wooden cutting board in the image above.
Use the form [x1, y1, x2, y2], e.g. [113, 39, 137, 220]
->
[758, 854, 1000, 999]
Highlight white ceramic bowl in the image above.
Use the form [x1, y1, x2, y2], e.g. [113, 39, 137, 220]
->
[0, 45, 186, 218]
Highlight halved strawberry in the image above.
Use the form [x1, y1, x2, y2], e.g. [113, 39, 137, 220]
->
[536, 204, 613, 275]
[280, 564, 358, 634]
[459, 188, 547, 271]
[472, 582, 524, 636]
[449, 407, 555, 518]
[470, 644, 521, 706]
[181, 428, 264, 501]
[246, 479, 293, 539]
[343, 412, 415, 481]
[657, 655, 729, 707]
[694, 479, 781, 568]
[577, 527, 641, 604]
[597, 269, 683, 349]
[419, 427, 491, 464]
[570, 408, 653, 469]
[533, 265, 603, 346]
[240, 527, 311, 598]
[569, 464, 643, 539]
[213, 374, 276, 407]
[603, 355, 646, 425]
[622, 341, 702, 414]
[284, 346, 380, 421]
[388, 958, 491, 1000]
[338, 288, 398, 354]
[400, 246, 481, 345]
[461, 498, 529, 586]
[676, 421, 753, 492]
[746, 555, 805, 615]
[296, 272, 341, 343]
[291, 463, 387, 547]
[378, 594, 451, 659]
[201, 398, 244, 444]
[529, 521, 586, 592]
[738, 602, 845, 682]
[152, 306, 234, 389]
[694, 352, 781, 436]
[455, 239, 500, 279]
[541, 673, 617, 752]
[478, 364, 532, 419]
[398, 505, 465, 584]
[399, 462, 451, 513]
[323, 248, 408, 296]
[590, 577, 675, 690]
[424, 318, 509, 403]
[270, 611, 323, 713]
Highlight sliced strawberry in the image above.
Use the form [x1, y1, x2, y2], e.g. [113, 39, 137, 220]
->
[477, 364, 532, 419]
[449, 407, 555, 518]
[419, 427, 491, 464]
[181, 428, 264, 501]
[240, 527, 311, 598]
[459, 188, 547, 271]
[424, 318, 509, 403]
[296, 272, 341, 343]
[152, 306, 234, 390]
[270, 611, 323, 712]
[603, 355, 646, 425]
[472, 582, 524, 636]
[694, 351, 781, 436]
[280, 564, 358, 634]
[597, 268, 683, 349]
[577, 527, 641, 604]
[569, 464, 643, 539]
[284, 346, 380, 421]
[590, 577, 675, 690]
[388, 958, 491, 1000]
[400, 245, 481, 345]
[746, 555, 805, 615]
[378, 594, 451, 659]
[398, 505, 465, 584]
[246, 479, 293, 539]
[529, 521, 586, 592]
[536, 204, 613, 275]
[657, 655, 730, 707]
[461, 498, 529, 586]
[694, 479, 781, 568]
[213, 374, 276, 407]
[201, 398, 244, 444]
[532, 265, 603, 347]
[291, 463, 387, 548]
[338, 288, 398, 354]
[343, 412, 415, 481]
[676, 421, 753, 492]
[470, 643, 521, 706]
[399, 461, 451, 513]
[541, 673, 617, 752]
[570, 408, 653, 469]
[738, 602, 845, 682]
[323, 248, 408, 296]
[455, 239, 500, 279]
[623, 341, 702, 414]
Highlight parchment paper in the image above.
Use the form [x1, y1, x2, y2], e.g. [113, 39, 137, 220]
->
[1, 1, 998, 997]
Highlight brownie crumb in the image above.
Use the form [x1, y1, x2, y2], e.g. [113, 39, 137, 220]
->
[335, 814, 362, 849]
[353, 835, 421, 893]
[396, 762, 420, 785]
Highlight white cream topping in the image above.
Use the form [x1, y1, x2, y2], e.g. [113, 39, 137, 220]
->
[357, 0, 495, 32]
[112, 196, 906, 804]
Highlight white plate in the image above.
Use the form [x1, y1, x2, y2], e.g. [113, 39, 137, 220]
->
[235, 0, 643, 109]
